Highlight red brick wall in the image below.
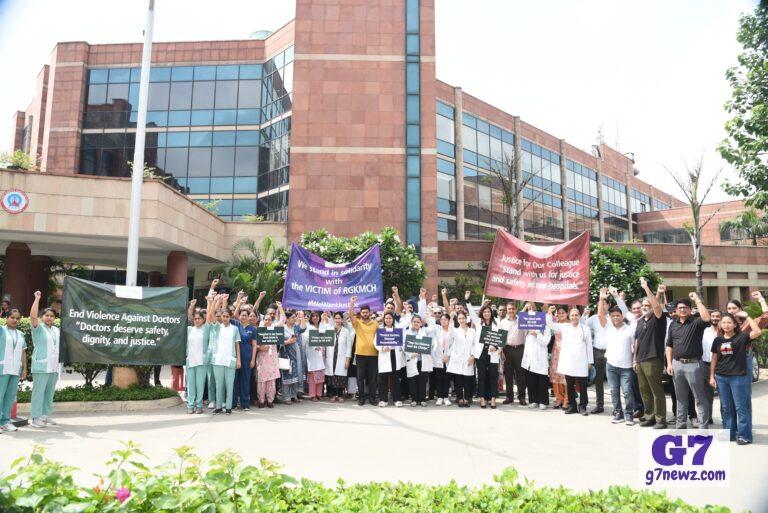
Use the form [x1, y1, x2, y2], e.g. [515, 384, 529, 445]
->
[10, 111, 25, 153]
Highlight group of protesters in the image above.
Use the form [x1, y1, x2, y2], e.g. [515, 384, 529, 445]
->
[1, 278, 765, 447]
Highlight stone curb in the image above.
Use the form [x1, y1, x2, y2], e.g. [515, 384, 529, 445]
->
[15, 395, 183, 414]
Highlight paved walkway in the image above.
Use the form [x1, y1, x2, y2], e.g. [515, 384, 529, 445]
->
[2, 377, 765, 512]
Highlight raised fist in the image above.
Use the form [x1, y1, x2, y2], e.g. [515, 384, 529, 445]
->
[34, 290, 42, 300]
[639, 277, 647, 288]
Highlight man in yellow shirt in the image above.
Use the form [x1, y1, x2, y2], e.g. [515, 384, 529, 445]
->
[349, 296, 379, 406]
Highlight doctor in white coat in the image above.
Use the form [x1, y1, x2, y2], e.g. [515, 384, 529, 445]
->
[519, 303, 551, 410]
[468, 298, 501, 409]
[324, 312, 354, 402]
[404, 292, 437, 407]
[302, 311, 330, 401]
[375, 311, 408, 407]
[549, 305, 593, 415]
[446, 311, 475, 408]
[432, 312, 453, 406]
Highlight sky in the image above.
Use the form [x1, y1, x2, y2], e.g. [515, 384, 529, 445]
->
[0, 0, 756, 203]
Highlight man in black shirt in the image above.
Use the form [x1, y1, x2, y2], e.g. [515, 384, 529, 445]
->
[633, 278, 668, 429]
[664, 292, 711, 429]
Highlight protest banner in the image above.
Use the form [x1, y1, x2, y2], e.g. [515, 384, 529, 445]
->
[376, 328, 404, 347]
[308, 329, 335, 347]
[484, 230, 590, 305]
[282, 243, 384, 311]
[60, 276, 186, 365]
[404, 334, 433, 355]
[517, 311, 547, 330]
[479, 326, 508, 348]
[256, 327, 283, 345]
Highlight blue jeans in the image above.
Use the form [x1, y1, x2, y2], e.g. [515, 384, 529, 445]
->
[715, 373, 751, 442]
[606, 363, 634, 419]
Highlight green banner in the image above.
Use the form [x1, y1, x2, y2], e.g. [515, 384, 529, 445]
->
[60, 276, 187, 365]
[479, 326, 508, 348]
[256, 327, 283, 345]
[404, 334, 432, 355]
[308, 329, 335, 347]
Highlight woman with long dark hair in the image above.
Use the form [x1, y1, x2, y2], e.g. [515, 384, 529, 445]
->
[29, 291, 60, 428]
[446, 311, 475, 407]
[468, 299, 501, 409]
[710, 312, 762, 445]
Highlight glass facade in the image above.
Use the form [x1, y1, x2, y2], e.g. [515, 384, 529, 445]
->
[80, 46, 294, 221]
[601, 175, 629, 241]
[405, 0, 421, 248]
[643, 229, 689, 244]
[565, 160, 599, 240]
[653, 198, 671, 211]
[520, 139, 563, 240]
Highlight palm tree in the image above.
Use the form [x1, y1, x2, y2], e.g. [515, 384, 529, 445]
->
[216, 237, 285, 306]
[719, 207, 768, 246]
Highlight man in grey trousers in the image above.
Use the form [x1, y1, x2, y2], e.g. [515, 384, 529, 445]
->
[664, 292, 711, 430]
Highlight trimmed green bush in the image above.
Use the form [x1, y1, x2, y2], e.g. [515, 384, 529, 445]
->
[0, 442, 729, 513]
[16, 385, 178, 403]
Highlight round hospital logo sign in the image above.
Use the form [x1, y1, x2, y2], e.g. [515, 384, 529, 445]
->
[1, 189, 29, 214]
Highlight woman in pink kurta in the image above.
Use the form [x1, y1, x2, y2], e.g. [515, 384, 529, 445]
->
[255, 304, 285, 408]
[548, 306, 569, 409]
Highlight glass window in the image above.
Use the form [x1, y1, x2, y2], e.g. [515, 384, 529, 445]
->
[213, 131, 236, 146]
[189, 131, 212, 146]
[235, 147, 259, 175]
[215, 80, 238, 109]
[164, 148, 188, 177]
[130, 68, 141, 82]
[214, 109, 237, 125]
[239, 64, 262, 79]
[407, 177, 420, 221]
[284, 45, 294, 64]
[109, 68, 130, 83]
[437, 158, 454, 175]
[236, 130, 260, 146]
[406, 0, 419, 32]
[150, 67, 171, 82]
[407, 95, 420, 124]
[171, 66, 194, 81]
[147, 82, 169, 110]
[237, 109, 261, 125]
[211, 147, 235, 175]
[462, 125, 477, 152]
[238, 80, 261, 109]
[283, 62, 294, 94]
[406, 124, 420, 146]
[210, 177, 234, 193]
[490, 137, 502, 161]
[406, 63, 420, 94]
[166, 132, 189, 147]
[187, 148, 211, 176]
[168, 111, 191, 127]
[437, 173, 455, 201]
[169, 82, 192, 110]
[192, 81, 215, 109]
[476, 131, 490, 157]
[187, 178, 210, 194]
[407, 155, 420, 177]
[145, 111, 168, 127]
[233, 198, 257, 216]
[194, 66, 216, 80]
[436, 114, 454, 143]
[406, 34, 420, 54]
[87, 84, 107, 105]
[89, 69, 109, 84]
[478, 184, 491, 209]
[190, 110, 213, 126]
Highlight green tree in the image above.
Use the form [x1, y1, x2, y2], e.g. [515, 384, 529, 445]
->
[588, 244, 662, 308]
[217, 237, 284, 306]
[276, 227, 425, 300]
[720, 3, 768, 209]
[0, 149, 36, 170]
[719, 206, 768, 245]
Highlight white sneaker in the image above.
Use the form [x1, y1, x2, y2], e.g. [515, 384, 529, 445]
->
[30, 418, 46, 428]
[208, 401, 215, 409]
[1, 423, 17, 432]
[420, 401, 428, 407]
[435, 398, 444, 406]
[443, 398, 452, 406]
[43, 417, 58, 426]
[539, 404, 547, 410]
[410, 401, 417, 407]
[528, 402, 539, 409]
[395, 401, 403, 407]
[378, 401, 387, 408]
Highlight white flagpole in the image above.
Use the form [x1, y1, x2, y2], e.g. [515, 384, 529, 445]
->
[125, 0, 155, 286]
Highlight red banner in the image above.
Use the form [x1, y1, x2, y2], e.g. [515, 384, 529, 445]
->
[483, 231, 590, 305]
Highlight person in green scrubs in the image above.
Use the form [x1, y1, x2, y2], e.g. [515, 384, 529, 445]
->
[186, 298, 209, 414]
[29, 291, 60, 428]
[0, 309, 27, 433]
[206, 294, 241, 415]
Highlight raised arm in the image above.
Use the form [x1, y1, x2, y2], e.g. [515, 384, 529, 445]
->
[392, 286, 403, 315]
[597, 288, 608, 327]
[206, 295, 219, 324]
[689, 291, 710, 322]
[640, 278, 663, 319]
[207, 278, 220, 300]
[441, 288, 450, 311]
[348, 296, 359, 327]
[610, 286, 631, 321]
[275, 301, 286, 325]
[253, 291, 267, 315]
[233, 291, 246, 318]
[745, 315, 763, 340]
[187, 299, 197, 322]
[29, 290, 42, 328]
[418, 288, 428, 318]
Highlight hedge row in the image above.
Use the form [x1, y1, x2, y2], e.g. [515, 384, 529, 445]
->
[0, 442, 730, 513]
[15, 384, 178, 403]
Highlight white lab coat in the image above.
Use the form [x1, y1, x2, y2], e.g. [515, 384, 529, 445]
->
[404, 324, 437, 377]
[375, 322, 407, 373]
[324, 325, 354, 376]
[467, 302, 502, 364]
[446, 325, 475, 376]
[302, 323, 332, 372]
[551, 321, 593, 377]
[431, 323, 453, 369]
[521, 326, 552, 376]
